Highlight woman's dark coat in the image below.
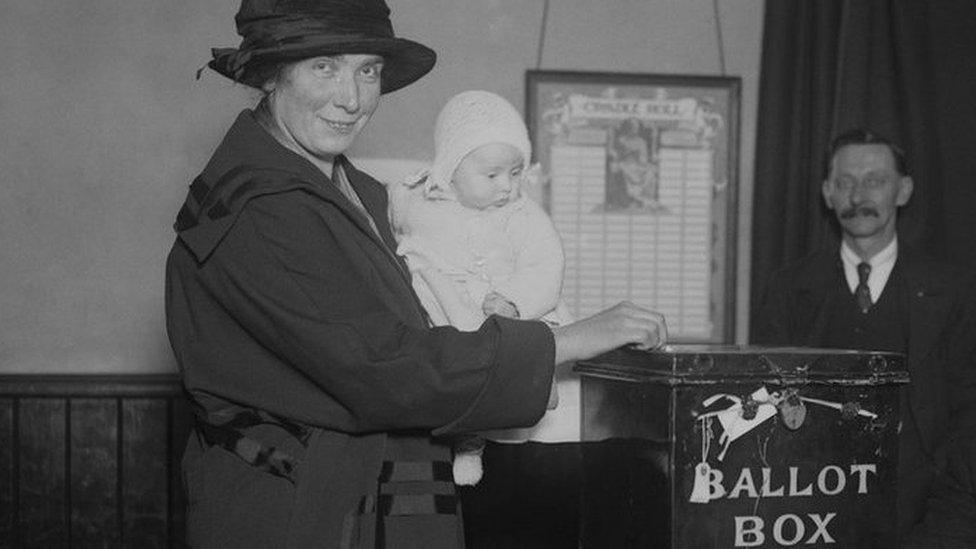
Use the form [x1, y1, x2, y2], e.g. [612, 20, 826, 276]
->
[165, 111, 555, 548]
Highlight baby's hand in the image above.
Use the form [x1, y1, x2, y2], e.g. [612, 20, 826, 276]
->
[482, 291, 520, 319]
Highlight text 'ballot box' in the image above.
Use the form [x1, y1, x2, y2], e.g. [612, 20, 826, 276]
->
[576, 345, 908, 548]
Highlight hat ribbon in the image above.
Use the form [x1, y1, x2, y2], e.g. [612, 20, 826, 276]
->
[199, 48, 254, 81]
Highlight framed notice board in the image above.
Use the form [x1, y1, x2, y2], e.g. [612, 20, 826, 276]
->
[526, 70, 740, 343]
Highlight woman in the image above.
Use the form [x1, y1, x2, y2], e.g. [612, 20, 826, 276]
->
[165, 1, 668, 547]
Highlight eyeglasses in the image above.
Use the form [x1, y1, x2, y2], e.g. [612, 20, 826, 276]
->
[830, 176, 892, 192]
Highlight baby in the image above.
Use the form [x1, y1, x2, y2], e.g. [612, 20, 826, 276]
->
[389, 90, 573, 485]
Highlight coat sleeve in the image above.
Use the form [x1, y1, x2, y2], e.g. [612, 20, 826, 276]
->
[186, 191, 555, 435]
[492, 200, 565, 320]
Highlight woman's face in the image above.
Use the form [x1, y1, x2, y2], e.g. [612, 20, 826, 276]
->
[265, 54, 384, 159]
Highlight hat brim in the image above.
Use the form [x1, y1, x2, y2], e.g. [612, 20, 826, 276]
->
[211, 37, 436, 94]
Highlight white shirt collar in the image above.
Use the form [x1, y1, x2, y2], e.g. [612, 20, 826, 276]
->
[839, 238, 898, 303]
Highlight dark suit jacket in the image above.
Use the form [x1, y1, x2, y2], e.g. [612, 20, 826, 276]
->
[903, 433, 976, 548]
[752, 245, 976, 537]
[165, 111, 556, 548]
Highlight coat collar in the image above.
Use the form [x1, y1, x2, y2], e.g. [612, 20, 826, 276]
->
[174, 110, 392, 263]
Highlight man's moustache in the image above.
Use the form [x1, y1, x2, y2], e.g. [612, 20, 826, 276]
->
[839, 206, 879, 219]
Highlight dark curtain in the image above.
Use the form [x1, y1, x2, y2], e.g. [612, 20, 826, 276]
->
[928, 2, 976, 270]
[749, 0, 976, 340]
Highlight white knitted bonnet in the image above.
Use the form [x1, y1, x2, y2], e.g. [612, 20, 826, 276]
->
[425, 90, 532, 195]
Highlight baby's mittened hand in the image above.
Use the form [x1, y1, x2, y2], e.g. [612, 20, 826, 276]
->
[482, 291, 520, 319]
[453, 449, 484, 486]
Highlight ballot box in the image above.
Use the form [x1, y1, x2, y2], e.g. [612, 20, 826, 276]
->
[575, 345, 908, 548]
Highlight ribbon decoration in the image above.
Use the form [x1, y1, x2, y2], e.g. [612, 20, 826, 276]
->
[697, 387, 778, 461]
[689, 415, 715, 503]
[695, 387, 878, 462]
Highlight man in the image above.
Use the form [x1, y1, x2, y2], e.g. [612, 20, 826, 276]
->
[752, 128, 976, 539]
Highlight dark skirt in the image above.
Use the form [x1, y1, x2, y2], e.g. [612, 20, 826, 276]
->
[458, 440, 582, 549]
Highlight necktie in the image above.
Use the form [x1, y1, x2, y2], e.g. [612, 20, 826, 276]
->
[855, 262, 872, 313]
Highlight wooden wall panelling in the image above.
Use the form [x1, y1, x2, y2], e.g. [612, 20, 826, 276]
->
[122, 398, 169, 548]
[169, 396, 193, 546]
[0, 375, 191, 546]
[18, 398, 67, 547]
[0, 399, 13, 544]
[69, 398, 119, 545]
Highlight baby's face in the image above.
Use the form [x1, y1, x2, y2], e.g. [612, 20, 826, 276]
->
[451, 143, 524, 210]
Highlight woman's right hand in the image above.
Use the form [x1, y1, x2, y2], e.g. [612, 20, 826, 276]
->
[550, 301, 668, 364]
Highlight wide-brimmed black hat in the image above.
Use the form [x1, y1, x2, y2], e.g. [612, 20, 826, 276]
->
[207, 0, 436, 94]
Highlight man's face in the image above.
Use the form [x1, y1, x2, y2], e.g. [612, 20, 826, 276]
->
[266, 54, 384, 159]
[822, 143, 913, 242]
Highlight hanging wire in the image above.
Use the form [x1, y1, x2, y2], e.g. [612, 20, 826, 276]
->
[712, 0, 728, 75]
[535, 0, 550, 69]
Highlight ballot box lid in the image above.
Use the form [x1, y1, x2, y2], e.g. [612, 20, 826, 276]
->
[575, 344, 909, 386]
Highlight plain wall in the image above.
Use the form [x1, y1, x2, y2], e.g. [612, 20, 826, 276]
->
[0, 0, 763, 374]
